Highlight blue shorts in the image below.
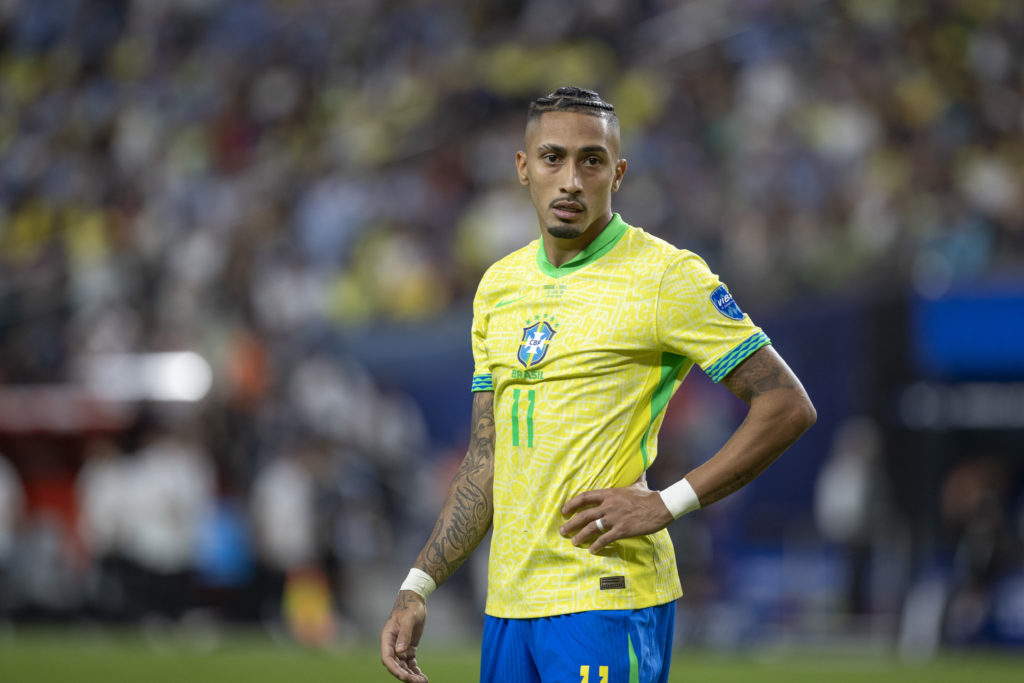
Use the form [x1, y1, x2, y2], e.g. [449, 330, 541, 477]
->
[480, 603, 675, 683]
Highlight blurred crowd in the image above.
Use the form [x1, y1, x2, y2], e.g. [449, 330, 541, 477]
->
[1, 0, 1023, 647]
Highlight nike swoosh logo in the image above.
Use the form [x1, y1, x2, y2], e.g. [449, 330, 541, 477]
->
[495, 295, 526, 308]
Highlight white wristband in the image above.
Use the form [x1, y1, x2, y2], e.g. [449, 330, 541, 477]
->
[400, 568, 437, 601]
[659, 478, 701, 519]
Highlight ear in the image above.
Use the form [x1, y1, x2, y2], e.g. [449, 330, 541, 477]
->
[611, 158, 627, 193]
[515, 150, 529, 186]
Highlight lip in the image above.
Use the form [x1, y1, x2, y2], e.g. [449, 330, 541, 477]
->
[551, 201, 584, 221]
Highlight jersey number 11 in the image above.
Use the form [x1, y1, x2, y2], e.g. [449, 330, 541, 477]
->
[510, 388, 535, 448]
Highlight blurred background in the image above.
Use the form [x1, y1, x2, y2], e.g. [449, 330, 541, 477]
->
[0, 0, 1023, 665]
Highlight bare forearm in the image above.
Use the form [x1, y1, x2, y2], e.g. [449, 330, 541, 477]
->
[688, 346, 816, 507]
[687, 394, 813, 505]
[414, 391, 495, 586]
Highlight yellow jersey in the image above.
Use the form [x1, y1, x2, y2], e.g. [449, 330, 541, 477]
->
[471, 214, 769, 618]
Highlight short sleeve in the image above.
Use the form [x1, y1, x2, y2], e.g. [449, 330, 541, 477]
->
[470, 283, 494, 392]
[657, 252, 770, 382]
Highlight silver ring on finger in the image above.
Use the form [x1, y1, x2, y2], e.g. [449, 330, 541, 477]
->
[595, 518, 606, 533]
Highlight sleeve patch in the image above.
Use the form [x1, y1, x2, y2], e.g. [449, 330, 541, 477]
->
[711, 285, 745, 321]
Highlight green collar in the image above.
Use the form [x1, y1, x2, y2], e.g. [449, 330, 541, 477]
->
[536, 213, 629, 278]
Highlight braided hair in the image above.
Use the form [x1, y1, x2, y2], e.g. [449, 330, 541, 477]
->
[527, 87, 619, 128]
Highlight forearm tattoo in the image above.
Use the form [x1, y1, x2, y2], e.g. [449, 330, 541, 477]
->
[419, 391, 495, 585]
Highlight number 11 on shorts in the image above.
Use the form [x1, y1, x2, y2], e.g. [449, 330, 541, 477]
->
[580, 664, 608, 683]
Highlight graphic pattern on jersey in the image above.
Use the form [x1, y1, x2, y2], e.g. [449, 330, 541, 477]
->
[471, 215, 769, 618]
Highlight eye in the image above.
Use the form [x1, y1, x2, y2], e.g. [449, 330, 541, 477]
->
[583, 156, 602, 166]
[543, 153, 560, 164]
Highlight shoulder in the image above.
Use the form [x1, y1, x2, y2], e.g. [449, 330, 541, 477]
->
[614, 226, 730, 312]
[473, 239, 540, 310]
[617, 225, 712, 279]
[478, 240, 539, 289]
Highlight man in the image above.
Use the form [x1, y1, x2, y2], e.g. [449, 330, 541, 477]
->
[381, 87, 816, 682]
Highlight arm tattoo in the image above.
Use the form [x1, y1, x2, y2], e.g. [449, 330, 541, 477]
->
[418, 391, 495, 586]
[722, 347, 800, 404]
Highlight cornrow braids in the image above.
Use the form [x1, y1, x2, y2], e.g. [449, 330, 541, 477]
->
[527, 87, 619, 126]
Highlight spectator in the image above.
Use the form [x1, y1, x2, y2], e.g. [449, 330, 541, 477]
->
[0, 454, 26, 619]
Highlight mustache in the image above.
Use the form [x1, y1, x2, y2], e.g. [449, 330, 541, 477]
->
[550, 197, 585, 210]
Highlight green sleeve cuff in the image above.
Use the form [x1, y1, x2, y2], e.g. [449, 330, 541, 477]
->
[705, 332, 771, 383]
[471, 374, 494, 392]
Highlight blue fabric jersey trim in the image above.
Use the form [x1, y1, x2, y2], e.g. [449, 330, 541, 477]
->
[705, 332, 771, 383]
[472, 374, 494, 392]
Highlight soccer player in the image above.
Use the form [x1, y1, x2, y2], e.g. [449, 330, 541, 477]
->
[381, 87, 816, 682]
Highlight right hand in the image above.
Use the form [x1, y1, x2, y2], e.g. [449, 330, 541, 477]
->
[381, 590, 429, 682]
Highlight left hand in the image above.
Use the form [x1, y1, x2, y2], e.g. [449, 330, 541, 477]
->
[381, 591, 429, 682]
[559, 480, 674, 554]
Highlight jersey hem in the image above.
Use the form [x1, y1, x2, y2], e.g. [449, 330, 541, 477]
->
[483, 591, 683, 620]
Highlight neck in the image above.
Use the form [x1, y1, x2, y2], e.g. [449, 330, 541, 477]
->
[540, 211, 613, 267]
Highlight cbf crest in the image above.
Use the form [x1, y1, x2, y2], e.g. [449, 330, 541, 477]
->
[517, 315, 559, 368]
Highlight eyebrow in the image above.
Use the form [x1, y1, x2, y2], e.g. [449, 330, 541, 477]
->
[536, 143, 610, 156]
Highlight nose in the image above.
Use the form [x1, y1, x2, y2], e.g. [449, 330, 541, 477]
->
[560, 162, 582, 195]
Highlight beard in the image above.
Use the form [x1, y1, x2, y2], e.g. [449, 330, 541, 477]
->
[546, 223, 585, 239]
